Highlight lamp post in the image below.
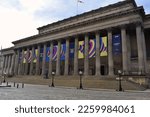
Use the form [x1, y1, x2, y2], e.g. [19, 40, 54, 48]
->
[3, 72, 6, 83]
[79, 70, 83, 89]
[51, 71, 55, 87]
[118, 70, 123, 91]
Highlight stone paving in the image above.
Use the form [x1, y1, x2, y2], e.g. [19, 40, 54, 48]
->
[0, 83, 150, 100]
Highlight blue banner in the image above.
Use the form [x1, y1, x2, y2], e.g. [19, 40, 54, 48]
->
[18, 50, 22, 63]
[69, 42, 74, 59]
[60, 43, 66, 61]
[112, 34, 122, 55]
[52, 46, 57, 61]
[46, 47, 50, 62]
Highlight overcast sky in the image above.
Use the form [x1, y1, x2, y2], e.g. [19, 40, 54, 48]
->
[0, 0, 150, 49]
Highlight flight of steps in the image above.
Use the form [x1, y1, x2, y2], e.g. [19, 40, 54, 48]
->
[4, 75, 146, 91]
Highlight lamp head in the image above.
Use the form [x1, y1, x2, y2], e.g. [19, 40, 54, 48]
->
[79, 71, 83, 75]
[52, 72, 55, 75]
[118, 70, 122, 75]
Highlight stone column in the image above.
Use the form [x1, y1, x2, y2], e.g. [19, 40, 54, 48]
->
[14, 50, 19, 75]
[56, 40, 61, 76]
[30, 46, 35, 75]
[49, 42, 53, 76]
[84, 34, 89, 76]
[30, 46, 34, 75]
[108, 29, 114, 76]
[20, 49, 24, 75]
[136, 24, 145, 73]
[64, 39, 69, 75]
[36, 45, 40, 75]
[9, 54, 15, 76]
[42, 43, 47, 76]
[95, 32, 101, 76]
[142, 28, 147, 73]
[25, 48, 29, 75]
[121, 26, 128, 74]
[126, 33, 131, 72]
[2, 55, 6, 75]
[4, 55, 8, 73]
[74, 36, 79, 75]
[7, 55, 11, 75]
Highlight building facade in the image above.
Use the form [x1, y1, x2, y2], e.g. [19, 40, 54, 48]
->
[1, 0, 150, 78]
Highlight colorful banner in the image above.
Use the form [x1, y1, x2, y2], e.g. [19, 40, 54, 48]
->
[23, 50, 32, 63]
[78, 39, 96, 59]
[46, 47, 50, 62]
[28, 50, 32, 63]
[40, 48, 43, 62]
[89, 39, 96, 58]
[112, 34, 121, 55]
[60, 44, 66, 61]
[52, 46, 57, 61]
[100, 36, 107, 56]
[23, 51, 27, 63]
[69, 42, 74, 59]
[78, 41, 84, 59]
[33, 49, 38, 63]
[18, 50, 22, 63]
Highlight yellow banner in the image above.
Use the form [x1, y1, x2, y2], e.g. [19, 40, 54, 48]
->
[33, 49, 38, 63]
[23, 51, 27, 63]
[78, 41, 84, 59]
[100, 36, 107, 56]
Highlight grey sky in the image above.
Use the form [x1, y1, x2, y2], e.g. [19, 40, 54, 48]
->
[0, 0, 149, 48]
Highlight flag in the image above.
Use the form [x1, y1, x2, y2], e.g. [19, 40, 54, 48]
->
[78, 0, 84, 3]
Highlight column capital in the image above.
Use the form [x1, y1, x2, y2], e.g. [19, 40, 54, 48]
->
[95, 30, 100, 35]
[120, 24, 127, 29]
[135, 21, 144, 29]
[106, 27, 113, 32]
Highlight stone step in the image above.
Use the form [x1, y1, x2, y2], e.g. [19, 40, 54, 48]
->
[4, 75, 146, 91]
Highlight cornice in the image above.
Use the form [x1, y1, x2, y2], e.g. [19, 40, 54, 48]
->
[37, 0, 136, 32]
[12, 7, 144, 45]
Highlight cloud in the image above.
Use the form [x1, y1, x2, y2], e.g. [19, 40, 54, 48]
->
[0, 0, 150, 49]
[136, 0, 150, 14]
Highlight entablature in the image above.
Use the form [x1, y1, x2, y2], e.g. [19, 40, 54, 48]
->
[37, 0, 137, 34]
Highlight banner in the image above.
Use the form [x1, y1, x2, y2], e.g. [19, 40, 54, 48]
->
[53, 46, 57, 61]
[33, 49, 38, 63]
[28, 50, 32, 63]
[112, 34, 121, 55]
[100, 36, 107, 56]
[78, 41, 84, 59]
[23, 51, 27, 63]
[40, 48, 43, 62]
[69, 42, 74, 59]
[18, 50, 22, 63]
[46, 47, 50, 62]
[60, 44, 66, 61]
[89, 39, 96, 58]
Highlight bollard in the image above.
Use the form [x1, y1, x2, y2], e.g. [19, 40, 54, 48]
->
[14, 82, 16, 87]
[17, 84, 19, 88]
[6, 82, 8, 86]
[22, 83, 24, 88]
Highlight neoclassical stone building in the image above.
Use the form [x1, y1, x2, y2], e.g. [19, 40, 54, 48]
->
[1, 0, 150, 78]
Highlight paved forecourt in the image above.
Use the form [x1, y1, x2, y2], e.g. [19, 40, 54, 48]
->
[0, 83, 150, 100]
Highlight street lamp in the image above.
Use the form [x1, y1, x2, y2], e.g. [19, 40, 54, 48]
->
[3, 72, 6, 83]
[51, 71, 55, 87]
[117, 70, 123, 91]
[79, 70, 83, 89]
